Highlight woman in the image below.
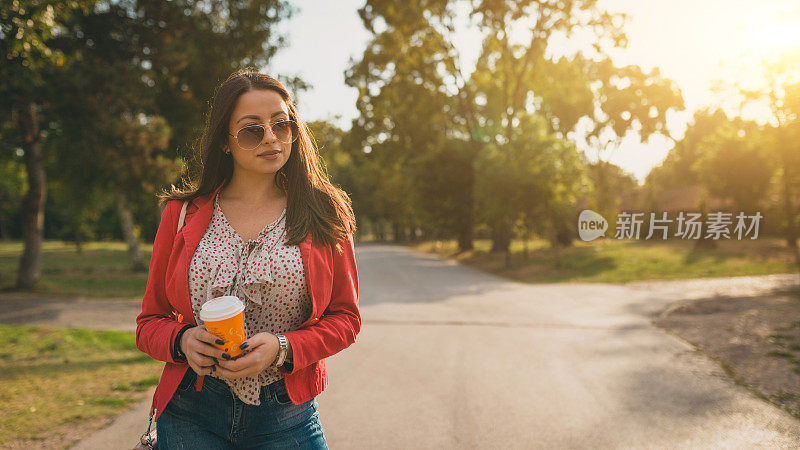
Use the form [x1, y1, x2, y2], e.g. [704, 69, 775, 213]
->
[135, 68, 361, 449]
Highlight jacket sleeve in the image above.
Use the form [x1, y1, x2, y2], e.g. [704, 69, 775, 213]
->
[279, 234, 361, 374]
[135, 199, 187, 365]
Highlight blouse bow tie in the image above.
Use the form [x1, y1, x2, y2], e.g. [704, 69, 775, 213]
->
[209, 235, 280, 306]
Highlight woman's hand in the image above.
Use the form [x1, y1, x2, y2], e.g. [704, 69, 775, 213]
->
[215, 332, 280, 380]
[180, 325, 227, 376]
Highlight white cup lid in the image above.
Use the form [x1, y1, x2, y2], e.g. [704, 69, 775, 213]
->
[199, 296, 245, 322]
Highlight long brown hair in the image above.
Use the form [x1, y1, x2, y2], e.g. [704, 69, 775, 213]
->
[161, 68, 356, 252]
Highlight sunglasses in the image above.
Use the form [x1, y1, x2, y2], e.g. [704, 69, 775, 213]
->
[229, 120, 299, 150]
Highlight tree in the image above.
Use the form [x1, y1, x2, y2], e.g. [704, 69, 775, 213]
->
[346, 0, 455, 244]
[693, 120, 774, 213]
[0, 1, 98, 289]
[733, 49, 800, 249]
[582, 59, 684, 214]
[0, 156, 26, 240]
[135, 0, 294, 163]
[2, 0, 295, 280]
[476, 112, 589, 266]
[348, 0, 683, 254]
[645, 108, 732, 194]
[46, 5, 177, 270]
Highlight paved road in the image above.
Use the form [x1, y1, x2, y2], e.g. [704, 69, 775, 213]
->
[6, 243, 798, 448]
[328, 245, 800, 448]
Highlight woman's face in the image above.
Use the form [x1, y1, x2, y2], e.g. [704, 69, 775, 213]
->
[227, 89, 293, 179]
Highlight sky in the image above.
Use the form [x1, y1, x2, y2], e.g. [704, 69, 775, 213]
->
[267, 0, 800, 184]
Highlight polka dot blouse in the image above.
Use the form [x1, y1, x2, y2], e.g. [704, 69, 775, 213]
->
[188, 192, 312, 405]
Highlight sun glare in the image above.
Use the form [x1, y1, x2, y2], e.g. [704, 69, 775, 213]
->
[746, 22, 800, 55]
[711, 12, 800, 102]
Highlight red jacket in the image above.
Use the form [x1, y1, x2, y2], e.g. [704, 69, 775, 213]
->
[136, 183, 361, 423]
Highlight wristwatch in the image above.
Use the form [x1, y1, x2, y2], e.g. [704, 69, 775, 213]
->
[273, 333, 288, 367]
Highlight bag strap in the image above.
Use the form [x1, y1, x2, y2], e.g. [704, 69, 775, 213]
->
[140, 406, 156, 444]
[176, 200, 188, 234]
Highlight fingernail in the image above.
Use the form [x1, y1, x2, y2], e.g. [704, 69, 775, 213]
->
[222, 353, 231, 360]
[215, 339, 225, 345]
[239, 342, 249, 350]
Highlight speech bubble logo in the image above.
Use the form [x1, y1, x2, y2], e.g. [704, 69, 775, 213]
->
[578, 210, 608, 241]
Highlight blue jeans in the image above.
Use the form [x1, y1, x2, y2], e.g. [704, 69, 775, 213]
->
[157, 369, 329, 449]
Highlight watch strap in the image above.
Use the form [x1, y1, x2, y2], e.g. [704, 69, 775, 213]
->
[274, 333, 288, 367]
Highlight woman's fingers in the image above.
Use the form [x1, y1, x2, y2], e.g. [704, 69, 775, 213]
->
[184, 329, 275, 379]
[193, 341, 225, 358]
[184, 336, 223, 369]
[194, 325, 225, 346]
[185, 330, 227, 360]
[215, 343, 270, 379]
[237, 331, 268, 350]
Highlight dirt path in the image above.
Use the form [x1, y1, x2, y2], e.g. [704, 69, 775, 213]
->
[623, 273, 800, 420]
[652, 285, 800, 419]
[0, 295, 141, 332]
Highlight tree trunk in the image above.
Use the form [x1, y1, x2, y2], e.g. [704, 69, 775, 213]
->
[0, 210, 8, 240]
[596, 159, 612, 212]
[778, 150, 800, 275]
[504, 221, 513, 269]
[392, 221, 402, 242]
[490, 225, 504, 252]
[781, 155, 798, 249]
[457, 222, 473, 252]
[375, 220, 386, 241]
[16, 102, 46, 290]
[543, 201, 562, 268]
[457, 143, 476, 252]
[490, 220, 513, 264]
[523, 226, 530, 260]
[116, 191, 146, 272]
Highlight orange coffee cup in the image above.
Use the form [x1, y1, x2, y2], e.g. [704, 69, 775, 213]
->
[199, 296, 246, 358]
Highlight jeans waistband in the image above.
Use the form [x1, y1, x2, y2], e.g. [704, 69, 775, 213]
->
[187, 369, 284, 403]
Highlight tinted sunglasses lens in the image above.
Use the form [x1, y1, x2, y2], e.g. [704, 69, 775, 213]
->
[237, 126, 264, 149]
[272, 121, 294, 143]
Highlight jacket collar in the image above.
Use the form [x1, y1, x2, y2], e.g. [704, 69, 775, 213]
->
[179, 183, 226, 253]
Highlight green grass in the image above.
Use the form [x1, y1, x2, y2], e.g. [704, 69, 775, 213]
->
[409, 237, 799, 284]
[0, 324, 162, 446]
[0, 241, 152, 298]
